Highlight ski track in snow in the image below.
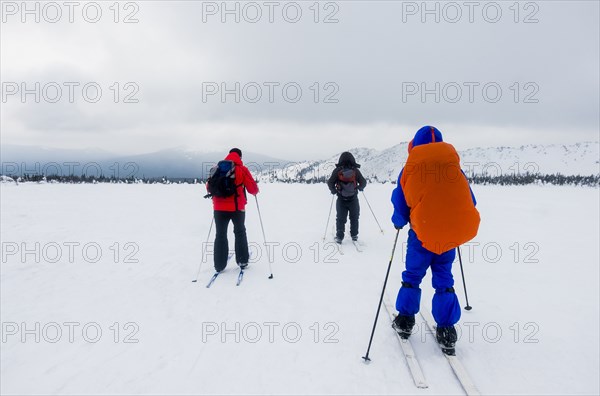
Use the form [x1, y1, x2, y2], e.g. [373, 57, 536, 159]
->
[1, 182, 598, 395]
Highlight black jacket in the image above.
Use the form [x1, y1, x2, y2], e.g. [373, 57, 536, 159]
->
[327, 152, 367, 197]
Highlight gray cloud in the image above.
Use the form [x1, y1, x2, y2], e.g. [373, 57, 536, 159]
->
[1, 1, 598, 160]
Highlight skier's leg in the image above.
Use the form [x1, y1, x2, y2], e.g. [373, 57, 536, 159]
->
[232, 210, 249, 265]
[213, 210, 231, 272]
[430, 248, 461, 327]
[396, 230, 431, 316]
[335, 198, 349, 240]
[349, 197, 360, 239]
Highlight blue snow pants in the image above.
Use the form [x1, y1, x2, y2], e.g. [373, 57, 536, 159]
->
[395, 229, 461, 327]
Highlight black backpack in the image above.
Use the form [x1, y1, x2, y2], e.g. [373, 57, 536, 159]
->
[205, 160, 238, 198]
[337, 167, 357, 198]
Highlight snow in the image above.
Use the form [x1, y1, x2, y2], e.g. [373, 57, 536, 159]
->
[1, 182, 599, 395]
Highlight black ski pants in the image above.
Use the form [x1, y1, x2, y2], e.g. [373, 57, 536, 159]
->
[336, 196, 360, 240]
[214, 210, 249, 272]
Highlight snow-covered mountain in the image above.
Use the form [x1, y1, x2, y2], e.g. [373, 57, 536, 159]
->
[260, 142, 600, 182]
[3, 142, 598, 181]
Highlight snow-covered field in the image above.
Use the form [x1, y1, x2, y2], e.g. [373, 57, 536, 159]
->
[1, 182, 599, 395]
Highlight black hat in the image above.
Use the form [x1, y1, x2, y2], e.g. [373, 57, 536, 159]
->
[229, 148, 242, 158]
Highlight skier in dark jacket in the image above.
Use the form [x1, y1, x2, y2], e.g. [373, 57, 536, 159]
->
[327, 152, 367, 243]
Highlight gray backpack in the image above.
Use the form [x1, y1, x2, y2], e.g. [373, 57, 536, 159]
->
[337, 168, 357, 198]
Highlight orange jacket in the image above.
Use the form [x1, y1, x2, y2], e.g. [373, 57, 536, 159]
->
[401, 142, 480, 254]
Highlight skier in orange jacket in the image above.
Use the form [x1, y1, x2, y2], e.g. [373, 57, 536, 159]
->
[390, 126, 480, 355]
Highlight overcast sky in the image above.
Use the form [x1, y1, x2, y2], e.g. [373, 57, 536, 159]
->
[1, 1, 599, 160]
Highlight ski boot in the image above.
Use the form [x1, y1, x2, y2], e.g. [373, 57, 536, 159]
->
[436, 325, 457, 356]
[392, 314, 415, 339]
[334, 236, 343, 244]
[238, 262, 248, 270]
[351, 235, 358, 242]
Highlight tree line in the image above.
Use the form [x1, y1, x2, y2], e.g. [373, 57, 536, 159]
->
[3, 172, 599, 187]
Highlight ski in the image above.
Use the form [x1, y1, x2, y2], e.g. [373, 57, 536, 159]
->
[330, 224, 344, 255]
[382, 297, 428, 389]
[236, 268, 244, 286]
[205, 253, 234, 288]
[419, 309, 480, 396]
[236, 251, 253, 286]
[335, 241, 344, 255]
[206, 272, 220, 288]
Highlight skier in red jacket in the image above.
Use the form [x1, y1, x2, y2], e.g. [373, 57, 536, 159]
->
[208, 148, 259, 272]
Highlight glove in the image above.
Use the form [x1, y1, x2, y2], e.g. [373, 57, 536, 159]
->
[330, 190, 336, 195]
[394, 225, 403, 230]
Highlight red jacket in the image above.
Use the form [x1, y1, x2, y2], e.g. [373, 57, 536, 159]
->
[208, 152, 259, 212]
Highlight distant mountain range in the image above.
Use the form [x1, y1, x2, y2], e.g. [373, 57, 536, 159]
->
[1, 142, 598, 180]
[0, 145, 289, 179]
[258, 142, 600, 182]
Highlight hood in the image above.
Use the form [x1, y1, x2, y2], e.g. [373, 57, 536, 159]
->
[408, 126, 444, 152]
[336, 151, 360, 168]
[225, 152, 243, 165]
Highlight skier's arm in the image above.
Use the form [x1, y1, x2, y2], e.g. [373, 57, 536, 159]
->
[242, 166, 259, 195]
[327, 168, 338, 194]
[391, 170, 410, 229]
[356, 169, 367, 191]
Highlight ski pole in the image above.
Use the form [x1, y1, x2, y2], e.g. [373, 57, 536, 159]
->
[255, 195, 274, 279]
[362, 228, 401, 363]
[192, 216, 214, 282]
[457, 246, 472, 310]
[322, 194, 335, 241]
[361, 190, 384, 234]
